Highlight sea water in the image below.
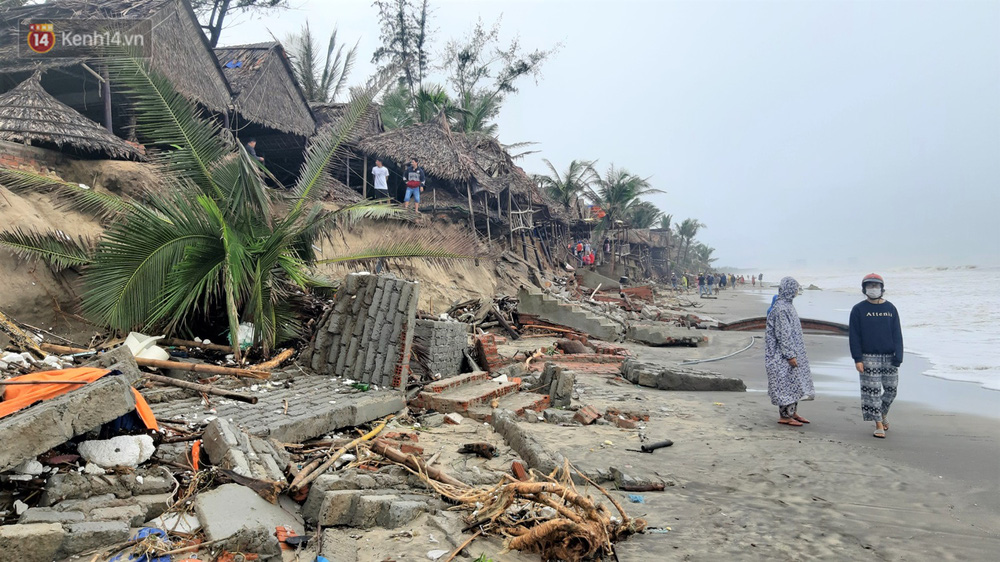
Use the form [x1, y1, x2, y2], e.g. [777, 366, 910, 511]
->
[759, 266, 1000, 392]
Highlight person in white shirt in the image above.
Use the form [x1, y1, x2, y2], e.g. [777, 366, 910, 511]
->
[371, 159, 390, 199]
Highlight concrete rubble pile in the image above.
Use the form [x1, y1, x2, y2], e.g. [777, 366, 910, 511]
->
[0, 272, 746, 561]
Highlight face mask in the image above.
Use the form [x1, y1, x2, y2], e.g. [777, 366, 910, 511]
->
[865, 287, 882, 299]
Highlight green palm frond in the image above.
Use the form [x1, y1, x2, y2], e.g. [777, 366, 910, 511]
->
[0, 166, 132, 220]
[105, 51, 228, 199]
[291, 70, 396, 210]
[82, 193, 220, 333]
[0, 227, 94, 270]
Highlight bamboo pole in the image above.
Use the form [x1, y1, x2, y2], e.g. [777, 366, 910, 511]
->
[160, 338, 233, 353]
[362, 155, 368, 199]
[101, 65, 112, 133]
[38, 343, 269, 379]
[290, 415, 393, 492]
[254, 348, 294, 370]
[370, 438, 469, 489]
[465, 182, 476, 234]
[142, 373, 258, 404]
[508, 188, 514, 246]
[433, 188, 437, 213]
[483, 195, 491, 246]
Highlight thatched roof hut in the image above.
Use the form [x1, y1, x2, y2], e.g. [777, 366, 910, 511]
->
[358, 114, 475, 186]
[311, 102, 385, 141]
[0, 73, 141, 160]
[215, 42, 316, 137]
[0, 0, 231, 114]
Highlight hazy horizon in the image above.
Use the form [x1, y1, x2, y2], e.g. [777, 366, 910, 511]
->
[220, 0, 999, 270]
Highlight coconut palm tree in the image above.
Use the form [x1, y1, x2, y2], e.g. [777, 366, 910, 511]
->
[692, 242, 717, 269]
[454, 91, 500, 135]
[675, 218, 706, 267]
[625, 201, 661, 229]
[593, 165, 662, 273]
[286, 23, 358, 103]
[0, 57, 476, 361]
[534, 159, 599, 218]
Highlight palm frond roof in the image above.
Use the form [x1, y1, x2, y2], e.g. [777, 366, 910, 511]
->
[310, 101, 385, 141]
[215, 41, 316, 136]
[0, 0, 232, 113]
[0, 72, 142, 160]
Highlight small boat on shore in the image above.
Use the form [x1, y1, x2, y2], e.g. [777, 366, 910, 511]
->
[718, 317, 849, 336]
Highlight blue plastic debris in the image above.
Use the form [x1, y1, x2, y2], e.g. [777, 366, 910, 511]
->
[109, 528, 170, 562]
[317, 557, 331, 562]
[627, 494, 645, 504]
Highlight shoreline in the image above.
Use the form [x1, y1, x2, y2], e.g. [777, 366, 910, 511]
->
[591, 286, 1000, 559]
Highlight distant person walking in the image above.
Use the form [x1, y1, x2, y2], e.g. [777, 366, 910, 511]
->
[371, 159, 390, 199]
[765, 276, 815, 426]
[403, 157, 425, 213]
[671, 273, 678, 290]
[707, 273, 716, 295]
[681, 274, 689, 292]
[698, 273, 706, 296]
[849, 273, 904, 439]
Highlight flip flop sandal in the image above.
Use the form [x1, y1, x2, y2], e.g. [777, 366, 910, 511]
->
[792, 415, 811, 424]
[778, 418, 804, 426]
[873, 428, 886, 438]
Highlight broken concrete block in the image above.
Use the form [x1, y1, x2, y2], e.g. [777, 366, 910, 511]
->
[626, 324, 709, 347]
[40, 467, 175, 506]
[61, 520, 130, 556]
[353, 494, 399, 528]
[443, 412, 463, 425]
[18, 507, 85, 524]
[316, 490, 362, 526]
[0, 522, 65, 562]
[90, 504, 145, 526]
[217, 526, 282, 561]
[202, 418, 286, 482]
[78, 434, 156, 469]
[490, 409, 563, 474]
[0, 374, 139, 472]
[542, 408, 576, 425]
[14, 459, 44, 475]
[379, 499, 425, 528]
[620, 360, 746, 392]
[573, 405, 600, 425]
[194, 483, 303, 541]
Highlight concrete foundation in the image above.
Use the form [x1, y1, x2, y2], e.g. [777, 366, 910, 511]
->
[626, 324, 710, 347]
[620, 359, 746, 392]
[517, 287, 623, 341]
[411, 318, 467, 379]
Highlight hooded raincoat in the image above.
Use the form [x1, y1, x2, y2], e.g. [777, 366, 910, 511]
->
[765, 277, 815, 407]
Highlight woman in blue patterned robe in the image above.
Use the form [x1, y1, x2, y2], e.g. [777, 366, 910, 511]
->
[765, 277, 815, 425]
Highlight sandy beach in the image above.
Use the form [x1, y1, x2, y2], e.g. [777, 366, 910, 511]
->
[574, 285, 1000, 560]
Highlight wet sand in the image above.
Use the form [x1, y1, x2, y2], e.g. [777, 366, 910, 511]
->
[588, 286, 1000, 560]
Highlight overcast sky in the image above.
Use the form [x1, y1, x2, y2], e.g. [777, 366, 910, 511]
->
[221, 0, 999, 270]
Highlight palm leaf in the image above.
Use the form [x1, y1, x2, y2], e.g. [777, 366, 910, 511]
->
[291, 70, 396, 210]
[105, 51, 228, 200]
[0, 227, 94, 270]
[0, 166, 133, 220]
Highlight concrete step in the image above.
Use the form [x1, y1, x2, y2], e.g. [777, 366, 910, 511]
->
[417, 379, 521, 413]
[421, 371, 490, 394]
[466, 391, 550, 422]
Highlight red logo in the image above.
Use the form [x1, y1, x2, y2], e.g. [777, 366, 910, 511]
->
[27, 23, 55, 54]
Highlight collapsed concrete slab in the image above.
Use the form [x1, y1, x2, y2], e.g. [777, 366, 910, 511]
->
[0, 522, 64, 562]
[152, 379, 405, 443]
[39, 466, 176, 506]
[303, 273, 419, 389]
[194, 483, 304, 541]
[517, 287, 623, 342]
[0, 371, 140, 472]
[620, 360, 746, 392]
[626, 324, 709, 347]
[490, 409, 563, 474]
[537, 363, 575, 407]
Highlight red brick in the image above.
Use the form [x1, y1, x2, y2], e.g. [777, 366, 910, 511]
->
[511, 461, 529, 481]
[398, 443, 424, 455]
[573, 405, 600, 425]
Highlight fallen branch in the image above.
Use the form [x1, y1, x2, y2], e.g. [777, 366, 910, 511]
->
[289, 415, 393, 492]
[38, 343, 269, 379]
[252, 348, 295, 371]
[370, 438, 469, 490]
[159, 338, 233, 353]
[443, 529, 482, 562]
[141, 373, 258, 404]
[0, 309, 46, 358]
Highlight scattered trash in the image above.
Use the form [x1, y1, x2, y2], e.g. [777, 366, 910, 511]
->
[427, 550, 449, 560]
[640, 439, 674, 453]
[78, 434, 156, 469]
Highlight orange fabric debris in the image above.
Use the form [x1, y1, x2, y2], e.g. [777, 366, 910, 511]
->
[0, 367, 158, 431]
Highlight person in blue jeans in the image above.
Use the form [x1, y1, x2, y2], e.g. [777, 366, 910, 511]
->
[403, 157, 426, 213]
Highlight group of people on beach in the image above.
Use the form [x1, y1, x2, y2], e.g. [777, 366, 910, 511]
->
[570, 240, 596, 266]
[669, 272, 763, 295]
[765, 273, 904, 439]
